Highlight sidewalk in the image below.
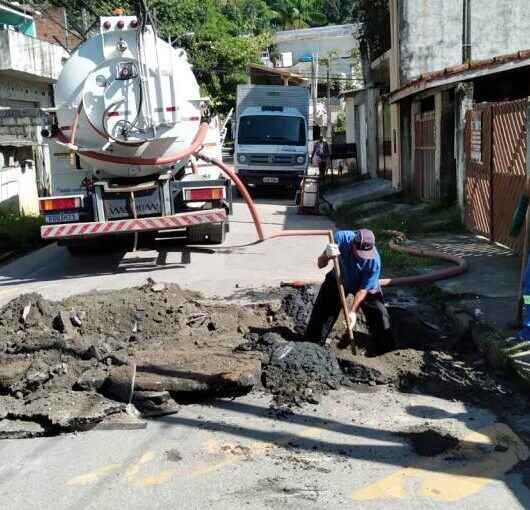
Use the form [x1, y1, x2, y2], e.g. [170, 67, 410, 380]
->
[322, 178, 397, 210]
[411, 233, 520, 331]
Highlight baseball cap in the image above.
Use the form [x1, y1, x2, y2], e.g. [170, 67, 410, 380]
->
[352, 229, 376, 260]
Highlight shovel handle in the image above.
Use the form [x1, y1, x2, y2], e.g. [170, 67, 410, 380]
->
[328, 234, 357, 354]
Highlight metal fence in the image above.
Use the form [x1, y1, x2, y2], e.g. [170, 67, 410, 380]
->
[465, 98, 527, 253]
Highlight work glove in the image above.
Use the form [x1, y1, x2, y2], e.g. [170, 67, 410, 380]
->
[325, 243, 340, 258]
[348, 311, 357, 331]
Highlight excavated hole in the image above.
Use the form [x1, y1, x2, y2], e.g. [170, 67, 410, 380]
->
[0, 283, 514, 438]
[399, 426, 460, 457]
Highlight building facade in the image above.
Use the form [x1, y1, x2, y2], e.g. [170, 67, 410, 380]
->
[271, 25, 362, 144]
[0, 1, 68, 213]
[387, 0, 530, 207]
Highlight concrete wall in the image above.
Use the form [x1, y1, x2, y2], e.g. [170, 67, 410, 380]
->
[0, 29, 66, 82]
[470, 2, 530, 61]
[396, 0, 530, 86]
[398, 0, 462, 86]
[344, 89, 379, 178]
[0, 162, 39, 215]
[0, 75, 54, 196]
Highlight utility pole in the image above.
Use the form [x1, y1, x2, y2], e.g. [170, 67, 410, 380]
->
[81, 8, 88, 38]
[327, 66, 332, 142]
[311, 53, 319, 143]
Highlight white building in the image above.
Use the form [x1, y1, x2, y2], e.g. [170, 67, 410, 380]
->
[272, 24, 362, 143]
[0, 1, 68, 214]
[274, 24, 359, 78]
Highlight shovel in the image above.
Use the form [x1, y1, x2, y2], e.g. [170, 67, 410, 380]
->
[328, 234, 357, 355]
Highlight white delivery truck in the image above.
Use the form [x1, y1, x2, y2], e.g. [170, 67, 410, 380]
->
[235, 85, 309, 189]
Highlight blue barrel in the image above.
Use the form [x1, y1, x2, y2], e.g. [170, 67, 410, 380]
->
[520, 254, 530, 340]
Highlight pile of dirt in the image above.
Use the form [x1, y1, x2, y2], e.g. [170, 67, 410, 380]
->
[239, 332, 386, 407]
[0, 280, 272, 437]
[0, 282, 514, 438]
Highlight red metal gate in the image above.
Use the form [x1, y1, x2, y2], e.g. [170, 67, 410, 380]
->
[414, 111, 437, 200]
[465, 99, 528, 253]
[464, 106, 492, 237]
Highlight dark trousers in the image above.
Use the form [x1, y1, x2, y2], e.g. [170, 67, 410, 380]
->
[305, 272, 394, 353]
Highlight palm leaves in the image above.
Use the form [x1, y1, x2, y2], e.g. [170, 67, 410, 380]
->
[271, 0, 328, 30]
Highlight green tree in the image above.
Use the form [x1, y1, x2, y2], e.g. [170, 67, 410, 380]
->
[352, 0, 390, 60]
[35, 0, 271, 112]
[323, 0, 355, 24]
[326, 0, 389, 61]
[269, 0, 327, 30]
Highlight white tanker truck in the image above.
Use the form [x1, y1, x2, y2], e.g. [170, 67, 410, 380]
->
[40, 15, 232, 254]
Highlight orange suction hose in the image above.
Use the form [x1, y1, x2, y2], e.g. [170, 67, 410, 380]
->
[196, 152, 265, 241]
[56, 118, 210, 166]
[201, 156, 468, 287]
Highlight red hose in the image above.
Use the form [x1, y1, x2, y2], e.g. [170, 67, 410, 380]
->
[196, 153, 265, 241]
[56, 121, 209, 166]
[199, 156, 468, 287]
[379, 240, 468, 287]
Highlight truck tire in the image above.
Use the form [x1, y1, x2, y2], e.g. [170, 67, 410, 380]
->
[208, 222, 226, 244]
[64, 240, 105, 256]
[187, 222, 226, 244]
[63, 236, 129, 256]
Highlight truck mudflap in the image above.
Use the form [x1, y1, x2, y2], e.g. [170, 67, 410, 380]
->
[41, 208, 227, 240]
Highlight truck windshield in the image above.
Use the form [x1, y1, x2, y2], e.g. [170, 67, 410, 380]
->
[238, 116, 306, 146]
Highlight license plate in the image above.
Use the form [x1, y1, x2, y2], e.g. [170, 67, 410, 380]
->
[44, 212, 80, 224]
[263, 177, 279, 184]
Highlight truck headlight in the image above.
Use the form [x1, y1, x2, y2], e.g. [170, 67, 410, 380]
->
[238, 154, 247, 164]
[296, 156, 305, 164]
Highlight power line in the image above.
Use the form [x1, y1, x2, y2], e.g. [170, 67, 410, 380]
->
[193, 66, 364, 81]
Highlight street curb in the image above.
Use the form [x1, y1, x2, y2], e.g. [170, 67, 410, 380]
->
[470, 322, 511, 371]
[445, 305, 525, 379]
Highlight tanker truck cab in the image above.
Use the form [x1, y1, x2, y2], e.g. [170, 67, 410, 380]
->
[234, 85, 310, 189]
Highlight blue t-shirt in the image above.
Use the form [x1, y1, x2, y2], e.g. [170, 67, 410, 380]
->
[333, 230, 381, 295]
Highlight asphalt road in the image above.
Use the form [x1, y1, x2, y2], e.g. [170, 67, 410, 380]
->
[1, 388, 529, 509]
[0, 195, 529, 509]
[0, 195, 332, 306]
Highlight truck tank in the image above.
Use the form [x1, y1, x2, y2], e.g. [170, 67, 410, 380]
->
[54, 16, 202, 179]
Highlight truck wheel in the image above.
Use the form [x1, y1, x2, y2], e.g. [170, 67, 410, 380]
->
[187, 222, 226, 244]
[208, 222, 226, 244]
[64, 240, 104, 256]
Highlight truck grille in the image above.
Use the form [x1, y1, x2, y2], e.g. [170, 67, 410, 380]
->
[247, 154, 297, 166]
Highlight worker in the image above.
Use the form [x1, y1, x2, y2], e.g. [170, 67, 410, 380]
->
[305, 229, 395, 354]
[311, 137, 329, 182]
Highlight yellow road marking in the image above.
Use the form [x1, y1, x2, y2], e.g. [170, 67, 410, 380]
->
[66, 425, 325, 488]
[124, 450, 156, 480]
[66, 464, 122, 486]
[136, 469, 177, 487]
[352, 423, 528, 503]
